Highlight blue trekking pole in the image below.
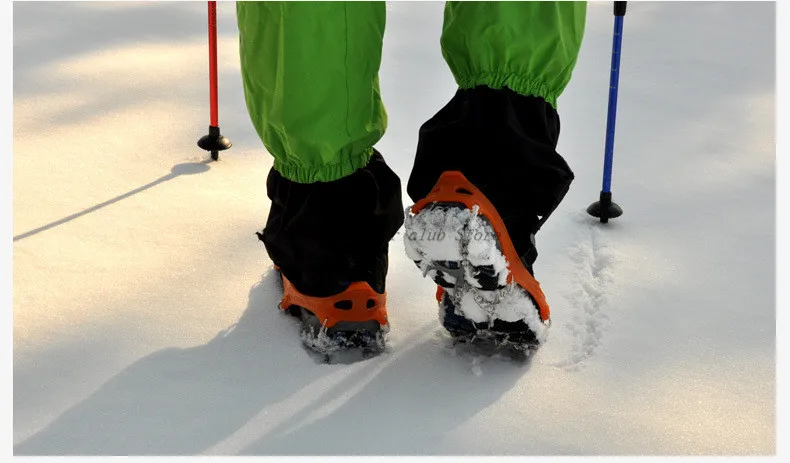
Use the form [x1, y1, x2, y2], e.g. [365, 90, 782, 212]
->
[587, 1, 627, 223]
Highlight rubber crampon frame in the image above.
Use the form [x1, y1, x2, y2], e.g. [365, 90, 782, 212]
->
[411, 171, 551, 322]
[277, 270, 389, 329]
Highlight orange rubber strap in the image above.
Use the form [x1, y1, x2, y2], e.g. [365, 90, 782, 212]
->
[436, 286, 446, 303]
[278, 271, 388, 329]
[412, 171, 550, 321]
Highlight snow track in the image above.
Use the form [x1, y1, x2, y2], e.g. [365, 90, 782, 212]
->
[552, 214, 619, 371]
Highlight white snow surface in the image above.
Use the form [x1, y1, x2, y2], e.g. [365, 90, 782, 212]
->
[12, 1, 777, 456]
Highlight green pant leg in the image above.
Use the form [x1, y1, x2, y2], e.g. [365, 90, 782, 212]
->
[236, 1, 387, 183]
[440, 1, 587, 108]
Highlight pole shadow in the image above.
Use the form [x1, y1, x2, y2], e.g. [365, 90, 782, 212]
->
[14, 161, 212, 242]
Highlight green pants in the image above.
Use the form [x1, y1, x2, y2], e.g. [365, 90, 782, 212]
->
[237, 1, 586, 184]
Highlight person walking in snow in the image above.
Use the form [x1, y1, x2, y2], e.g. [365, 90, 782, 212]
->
[236, 1, 586, 355]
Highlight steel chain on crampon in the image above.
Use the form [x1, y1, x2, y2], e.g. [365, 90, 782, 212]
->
[462, 207, 502, 324]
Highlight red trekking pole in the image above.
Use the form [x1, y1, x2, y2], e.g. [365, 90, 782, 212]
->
[197, 0, 231, 161]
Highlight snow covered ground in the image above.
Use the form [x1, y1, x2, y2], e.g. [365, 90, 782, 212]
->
[12, 0, 778, 456]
